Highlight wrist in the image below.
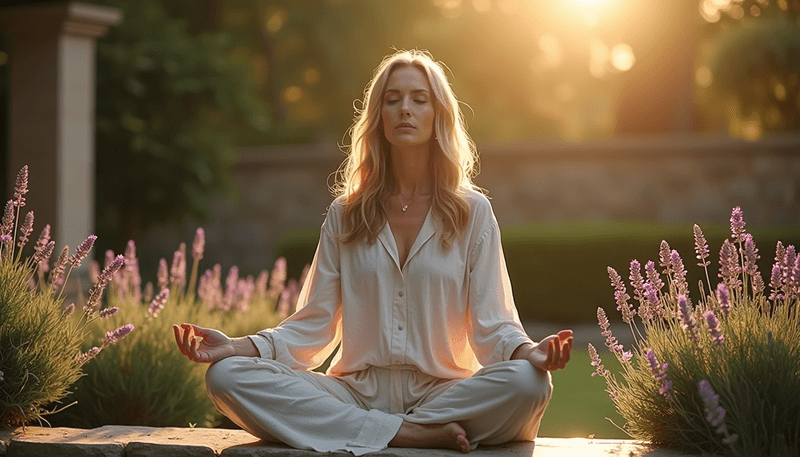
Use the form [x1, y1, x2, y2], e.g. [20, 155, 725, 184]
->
[510, 342, 535, 360]
[232, 337, 259, 358]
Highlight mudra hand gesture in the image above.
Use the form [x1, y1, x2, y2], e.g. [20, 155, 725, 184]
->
[173, 323, 238, 364]
[513, 329, 573, 372]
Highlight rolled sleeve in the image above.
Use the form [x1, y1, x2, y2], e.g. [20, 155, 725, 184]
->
[467, 218, 533, 366]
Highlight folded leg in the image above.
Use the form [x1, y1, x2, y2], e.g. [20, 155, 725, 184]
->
[205, 356, 403, 456]
[399, 359, 553, 449]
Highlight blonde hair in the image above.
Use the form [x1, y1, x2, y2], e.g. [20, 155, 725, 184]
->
[333, 49, 481, 248]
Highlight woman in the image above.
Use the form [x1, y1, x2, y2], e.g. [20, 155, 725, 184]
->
[174, 49, 573, 455]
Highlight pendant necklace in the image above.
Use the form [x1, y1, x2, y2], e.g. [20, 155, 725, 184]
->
[397, 191, 415, 213]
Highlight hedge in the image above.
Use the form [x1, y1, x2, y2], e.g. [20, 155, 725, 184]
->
[275, 221, 800, 323]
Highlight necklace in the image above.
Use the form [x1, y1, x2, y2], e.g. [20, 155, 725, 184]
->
[396, 191, 416, 212]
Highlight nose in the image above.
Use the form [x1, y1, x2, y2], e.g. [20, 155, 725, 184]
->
[400, 98, 411, 117]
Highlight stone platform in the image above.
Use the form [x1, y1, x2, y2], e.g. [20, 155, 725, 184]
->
[0, 426, 692, 457]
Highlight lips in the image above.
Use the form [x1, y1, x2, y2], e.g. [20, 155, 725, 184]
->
[396, 122, 415, 129]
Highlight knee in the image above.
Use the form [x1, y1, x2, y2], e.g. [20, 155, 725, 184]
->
[205, 356, 243, 397]
[502, 360, 553, 406]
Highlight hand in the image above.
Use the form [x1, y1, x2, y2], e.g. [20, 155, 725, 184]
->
[525, 329, 573, 372]
[173, 323, 237, 363]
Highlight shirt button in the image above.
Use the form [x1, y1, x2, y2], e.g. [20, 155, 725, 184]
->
[398, 324, 404, 330]
[398, 291, 404, 297]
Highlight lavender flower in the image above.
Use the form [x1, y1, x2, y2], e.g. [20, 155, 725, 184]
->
[659, 240, 673, 276]
[670, 250, 689, 295]
[86, 255, 125, 311]
[597, 307, 624, 353]
[742, 234, 759, 276]
[99, 306, 119, 319]
[269, 257, 287, 298]
[143, 281, 154, 303]
[769, 262, 784, 301]
[277, 287, 292, 318]
[17, 211, 34, 249]
[192, 228, 205, 261]
[719, 239, 742, 291]
[703, 310, 724, 346]
[693, 224, 711, 268]
[730, 206, 746, 243]
[33, 240, 55, 269]
[157, 258, 169, 290]
[629, 260, 645, 303]
[222, 266, 240, 311]
[645, 349, 672, 400]
[1, 200, 14, 237]
[608, 266, 635, 323]
[255, 270, 269, 297]
[588, 343, 610, 378]
[716, 283, 731, 316]
[49, 245, 70, 291]
[782, 245, 796, 287]
[68, 235, 96, 268]
[698, 380, 738, 445]
[102, 324, 134, 347]
[64, 303, 75, 317]
[639, 281, 659, 321]
[76, 347, 101, 364]
[124, 240, 141, 303]
[170, 250, 185, 289]
[147, 289, 169, 317]
[677, 294, 699, 343]
[13, 165, 28, 208]
[34, 224, 51, 253]
[751, 270, 765, 297]
[645, 260, 665, 292]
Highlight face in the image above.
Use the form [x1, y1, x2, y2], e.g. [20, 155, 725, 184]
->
[380, 65, 435, 151]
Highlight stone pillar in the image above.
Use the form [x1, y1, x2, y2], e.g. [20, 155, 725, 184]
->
[0, 1, 121, 255]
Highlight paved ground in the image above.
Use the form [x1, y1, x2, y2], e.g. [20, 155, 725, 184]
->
[0, 426, 694, 457]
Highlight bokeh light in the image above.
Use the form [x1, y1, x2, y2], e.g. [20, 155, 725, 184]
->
[610, 44, 635, 72]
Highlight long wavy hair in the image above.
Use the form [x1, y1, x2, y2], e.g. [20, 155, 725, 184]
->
[332, 49, 481, 248]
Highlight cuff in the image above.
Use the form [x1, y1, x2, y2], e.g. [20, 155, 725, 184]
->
[247, 334, 274, 360]
[503, 334, 535, 361]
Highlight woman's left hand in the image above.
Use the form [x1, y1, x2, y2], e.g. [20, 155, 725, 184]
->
[523, 329, 573, 372]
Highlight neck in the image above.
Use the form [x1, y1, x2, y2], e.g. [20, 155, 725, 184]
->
[390, 144, 433, 197]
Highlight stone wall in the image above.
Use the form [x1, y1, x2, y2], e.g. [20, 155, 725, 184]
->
[139, 134, 800, 278]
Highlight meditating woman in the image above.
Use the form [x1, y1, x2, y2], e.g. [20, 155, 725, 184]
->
[173, 49, 573, 455]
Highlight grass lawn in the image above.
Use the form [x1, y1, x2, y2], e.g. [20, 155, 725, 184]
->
[537, 348, 629, 439]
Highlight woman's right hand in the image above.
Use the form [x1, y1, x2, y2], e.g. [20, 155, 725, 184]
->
[173, 323, 238, 363]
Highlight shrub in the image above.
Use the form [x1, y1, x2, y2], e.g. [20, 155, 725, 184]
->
[589, 207, 800, 456]
[48, 230, 302, 428]
[0, 166, 132, 427]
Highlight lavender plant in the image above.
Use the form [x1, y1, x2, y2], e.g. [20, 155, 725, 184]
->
[589, 207, 800, 456]
[50, 230, 304, 428]
[0, 166, 133, 427]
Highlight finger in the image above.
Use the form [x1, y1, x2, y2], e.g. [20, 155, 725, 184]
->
[552, 337, 562, 368]
[175, 324, 191, 356]
[190, 335, 200, 362]
[547, 339, 555, 369]
[172, 325, 186, 355]
[181, 323, 193, 353]
[557, 329, 573, 341]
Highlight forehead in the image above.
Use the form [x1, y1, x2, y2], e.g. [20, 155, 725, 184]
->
[385, 65, 431, 93]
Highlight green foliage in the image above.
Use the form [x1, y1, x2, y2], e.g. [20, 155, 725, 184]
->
[590, 211, 800, 456]
[92, 0, 270, 250]
[0, 260, 84, 427]
[48, 292, 282, 428]
[274, 221, 800, 322]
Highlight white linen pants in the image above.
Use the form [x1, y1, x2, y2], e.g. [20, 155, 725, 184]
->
[205, 357, 553, 455]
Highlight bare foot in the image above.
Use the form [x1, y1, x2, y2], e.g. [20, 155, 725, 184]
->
[389, 421, 470, 453]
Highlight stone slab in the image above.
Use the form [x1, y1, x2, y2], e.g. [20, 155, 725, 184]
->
[1, 426, 695, 457]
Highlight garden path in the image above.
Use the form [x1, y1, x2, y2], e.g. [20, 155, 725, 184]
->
[0, 426, 695, 456]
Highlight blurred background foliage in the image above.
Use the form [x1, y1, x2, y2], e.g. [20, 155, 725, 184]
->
[1, 0, 799, 259]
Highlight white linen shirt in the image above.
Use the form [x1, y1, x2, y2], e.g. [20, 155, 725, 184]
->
[248, 189, 533, 380]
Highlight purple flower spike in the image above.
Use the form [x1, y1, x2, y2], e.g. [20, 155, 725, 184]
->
[670, 250, 688, 295]
[703, 310, 724, 346]
[698, 380, 738, 445]
[659, 240, 672, 276]
[33, 240, 55, 269]
[17, 211, 34, 249]
[76, 346, 102, 364]
[769, 263, 784, 301]
[64, 303, 75, 317]
[157, 258, 169, 290]
[170, 250, 185, 288]
[192, 228, 205, 261]
[742, 234, 759, 276]
[693, 224, 711, 268]
[588, 343, 610, 378]
[730, 207, 746, 243]
[147, 289, 170, 317]
[719, 239, 742, 290]
[597, 307, 624, 353]
[716, 283, 730, 316]
[35, 224, 51, 252]
[629, 260, 645, 302]
[69, 235, 97, 268]
[678, 294, 699, 343]
[13, 166, 28, 208]
[645, 349, 673, 400]
[255, 270, 269, 297]
[645, 260, 665, 292]
[99, 306, 119, 319]
[85, 255, 125, 311]
[269, 257, 288, 297]
[608, 266, 635, 323]
[1, 200, 14, 237]
[102, 323, 134, 347]
[49, 245, 70, 291]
